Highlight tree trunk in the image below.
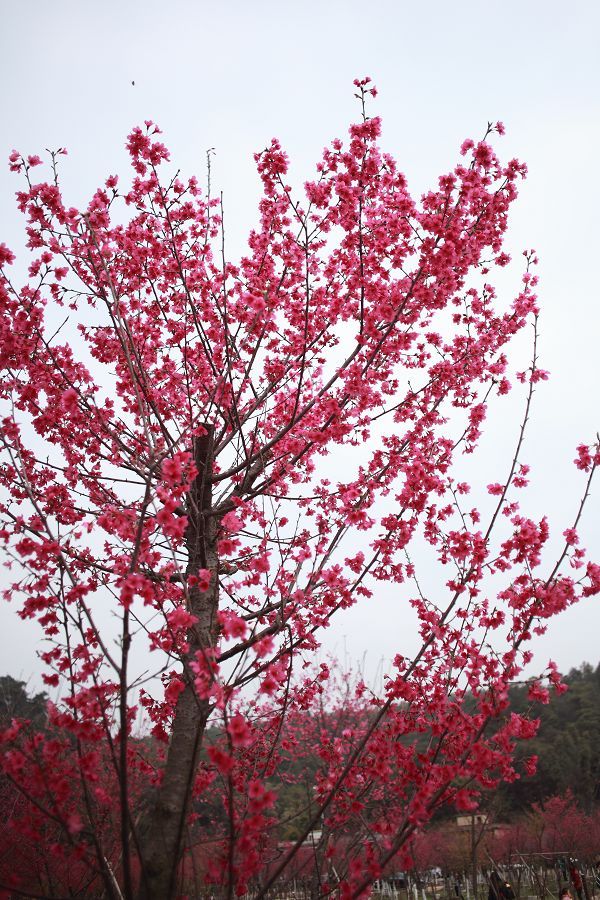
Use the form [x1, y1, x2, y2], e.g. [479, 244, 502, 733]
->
[138, 428, 219, 899]
[471, 815, 478, 900]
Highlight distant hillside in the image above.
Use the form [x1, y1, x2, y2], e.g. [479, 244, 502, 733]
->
[496, 662, 600, 814]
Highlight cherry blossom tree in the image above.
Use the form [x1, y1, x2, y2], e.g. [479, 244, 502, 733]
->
[1, 79, 598, 898]
[524, 793, 599, 862]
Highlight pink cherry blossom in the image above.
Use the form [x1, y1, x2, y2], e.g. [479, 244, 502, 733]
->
[0, 79, 597, 898]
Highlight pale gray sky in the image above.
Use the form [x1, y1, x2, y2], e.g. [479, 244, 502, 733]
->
[1, 0, 599, 688]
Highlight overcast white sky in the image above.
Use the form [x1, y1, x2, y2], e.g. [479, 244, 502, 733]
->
[1, 0, 599, 689]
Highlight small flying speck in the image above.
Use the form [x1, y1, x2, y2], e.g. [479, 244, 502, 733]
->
[131, 80, 135, 86]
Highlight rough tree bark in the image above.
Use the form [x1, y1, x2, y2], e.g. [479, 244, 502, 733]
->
[139, 427, 219, 900]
